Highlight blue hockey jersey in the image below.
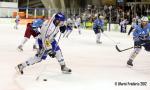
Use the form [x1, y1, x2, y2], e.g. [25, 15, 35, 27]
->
[93, 18, 104, 29]
[133, 23, 150, 41]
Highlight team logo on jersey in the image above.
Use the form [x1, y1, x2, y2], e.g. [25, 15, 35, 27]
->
[45, 40, 51, 47]
[142, 31, 145, 34]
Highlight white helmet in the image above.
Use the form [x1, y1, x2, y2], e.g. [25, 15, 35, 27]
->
[99, 15, 104, 19]
[141, 16, 149, 22]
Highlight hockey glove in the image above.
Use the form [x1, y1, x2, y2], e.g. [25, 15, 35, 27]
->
[32, 27, 40, 34]
[96, 25, 104, 33]
[48, 51, 56, 58]
[139, 35, 149, 40]
[144, 43, 150, 51]
[60, 25, 66, 33]
[134, 41, 142, 48]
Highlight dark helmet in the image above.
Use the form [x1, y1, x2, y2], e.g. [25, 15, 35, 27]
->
[55, 12, 65, 21]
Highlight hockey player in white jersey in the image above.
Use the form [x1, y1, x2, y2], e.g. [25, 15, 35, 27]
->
[74, 16, 81, 34]
[15, 12, 71, 74]
[120, 18, 128, 33]
[128, 18, 137, 35]
[14, 14, 20, 29]
[128, 17, 141, 35]
[63, 18, 73, 38]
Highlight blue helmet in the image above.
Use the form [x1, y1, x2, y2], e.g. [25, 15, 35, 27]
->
[32, 19, 44, 28]
[55, 12, 65, 21]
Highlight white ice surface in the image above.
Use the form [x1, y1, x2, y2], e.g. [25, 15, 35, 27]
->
[0, 24, 150, 90]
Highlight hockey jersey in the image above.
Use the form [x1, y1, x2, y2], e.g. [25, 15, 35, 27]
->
[40, 17, 60, 50]
[93, 18, 104, 29]
[133, 23, 150, 41]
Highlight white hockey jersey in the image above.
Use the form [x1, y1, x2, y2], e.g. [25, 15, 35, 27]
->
[40, 17, 60, 50]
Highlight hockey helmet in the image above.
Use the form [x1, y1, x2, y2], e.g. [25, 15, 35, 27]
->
[141, 16, 149, 22]
[55, 12, 65, 21]
[32, 19, 44, 28]
[99, 15, 104, 19]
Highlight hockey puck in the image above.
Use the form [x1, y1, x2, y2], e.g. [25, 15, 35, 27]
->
[43, 79, 47, 81]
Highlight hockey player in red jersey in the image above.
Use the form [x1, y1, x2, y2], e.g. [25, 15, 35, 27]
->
[17, 17, 45, 51]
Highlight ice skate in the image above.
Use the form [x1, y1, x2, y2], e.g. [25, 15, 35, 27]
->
[96, 40, 102, 44]
[78, 30, 81, 35]
[17, 45, 23, 51]
[14, 26, 16, 29]
[33, 45, 38, 51]
[15, 64, 24, 74]
[66, 35, 70, 38]
[61, 65, 72, 74]
[127, 59, 133, 67]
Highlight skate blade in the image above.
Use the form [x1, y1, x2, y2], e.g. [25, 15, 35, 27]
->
[15, 66, 21, 74]
[127, 64, 133, 68]
[15, 66, 23, 75]
[62, 71, 72, 74]
[33, 48, 38, 51]
[17, 48, 23, 52]
[35, 76, 40, 81]
[96, 42, 102, 44]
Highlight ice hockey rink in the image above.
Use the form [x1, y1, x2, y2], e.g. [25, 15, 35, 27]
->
[0, 23, 150, 90]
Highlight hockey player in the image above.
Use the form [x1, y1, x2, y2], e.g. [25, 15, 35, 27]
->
[127, 16, 150, 67]
[17, 17, 44, 51]
[74, 15, 81, 34]
[15, 12, 71, 74]
[128, 18, 137, 35]
[63, 18, 73, 38]
[14, 14, 20, 29]
[93, 15, 104, 44]
[120, 18, 128, 33]
[128, 17, 141, 35]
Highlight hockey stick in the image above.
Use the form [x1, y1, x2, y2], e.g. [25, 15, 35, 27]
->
[115, 41, 150, 52]
[35, 14, 56, 81]
[101, 33, 133, 52]
[102, 32, 120, 45]
[115, 45, 133, 52]
[36, 32, 62, 81]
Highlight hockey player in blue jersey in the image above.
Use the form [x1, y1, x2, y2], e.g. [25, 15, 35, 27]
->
[15, 12, 71, 74]
[93, 14, 104, 44]
[127, 16, 150, 67]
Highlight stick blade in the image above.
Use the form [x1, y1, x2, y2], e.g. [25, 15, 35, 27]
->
[115, 45, 122, 52]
